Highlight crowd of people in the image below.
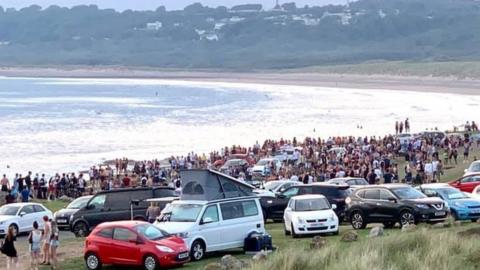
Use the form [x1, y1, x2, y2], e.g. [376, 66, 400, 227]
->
[0, 216, 59, 270]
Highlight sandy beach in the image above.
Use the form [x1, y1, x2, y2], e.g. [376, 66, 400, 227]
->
[1, 66, 480, 95]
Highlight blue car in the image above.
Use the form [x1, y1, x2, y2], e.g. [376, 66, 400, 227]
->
[418, 183, 480, 222]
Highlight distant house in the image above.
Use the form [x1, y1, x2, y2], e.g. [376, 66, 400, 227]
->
[230, 4, 263, 13]
[146, 21, 163, 31]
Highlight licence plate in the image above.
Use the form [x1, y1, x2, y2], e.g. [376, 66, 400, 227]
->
[311, 223, 324, 227]
[178, 252, 189, 259]
[435, 211, 446, 216]
[57, 219, 68, 223]
[471, 209, 480, 214]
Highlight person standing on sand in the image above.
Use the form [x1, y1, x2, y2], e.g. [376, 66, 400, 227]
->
[399, 121, 404, 134]
[41, 216, 51, 265]
[405, 118, 410, 133]
[1, 174, 10, 192]
[2, 226, 19, 270]
[395, 121, 399, 135]
[29, 221, 42, 270]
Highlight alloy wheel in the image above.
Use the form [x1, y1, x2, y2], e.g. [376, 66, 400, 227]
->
[351, 213, 364, 229]
[144, 256, 157, 270]
[86, 254, 99, 270]
[400, 212, 415, 226]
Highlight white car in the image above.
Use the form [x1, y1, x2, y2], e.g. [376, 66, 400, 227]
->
[464, 160, 480, 176]
[253, 180, 301, 197]
[472, 186, 480, 199]
[251, 158, 282, 177]
[327, 177, 369, 190]
[0, 202, 53, 236]
[283, 194, 339, 237]
[154, 197, 265, 261]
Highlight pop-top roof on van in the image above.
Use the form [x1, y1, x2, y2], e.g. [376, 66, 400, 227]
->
[180, 169, 255, 201]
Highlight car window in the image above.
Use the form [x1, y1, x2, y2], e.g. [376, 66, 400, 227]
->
[347, 180, 356, 185]
[154, 189, 175, 198]
[364, 189, 380, 200]
[21, 205, 35, 215]
[288, 199, 295, 209]
[282, 187, 299, 198]
[201, 205, 219, 223]
[461, 177, 474, 183]
[220, 200, 258, 220]
[113, 228, 137, 242]
[89, 194, 106, 209]
[380, 190, 396, 201]
[422, 189, 438, 198]
[106, 193, 130, 210]
[96, 228, 113, 239]
[298, 186, 313, 195]
[356, 179, 368, 185]
[33, 205, 46, 213]
[356, 190, 366, 199]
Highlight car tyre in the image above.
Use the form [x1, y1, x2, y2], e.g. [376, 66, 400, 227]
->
[143, 254, 159, 270]
[471, 218, 478, 223]
[350, 211, 366, 230]
[399, 210, 416, 227]
[291, 223, 298, 238]
[333, 230, 339, 236]
[73, 221, 89, 237]
[8, 224, 19, 237]
[284, 223, 291, 235]
[451, 210, 459, 221]
[85, 252, 102, 270]
[190, 240, 206, 261]
[383, 221, 395, 229]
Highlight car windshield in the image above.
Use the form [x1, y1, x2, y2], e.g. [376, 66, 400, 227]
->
[438, 188, 469, 200]
[294, 198, 330, 211]
[257, 160, 271, 166]
[469, 163, 480, 172]
[67, 197, 91, 209]
[264, 181, 283, 191]
[392, 187, 427, 200]
[0, 205, 20, 216]
[135, 224, 169, 240]
[169, 203, 203, 222]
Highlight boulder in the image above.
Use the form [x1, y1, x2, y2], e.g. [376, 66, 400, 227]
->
[458, 227, 480, 237]
[341, 231, 358, 242]
[204, 263, 224, 270]
[310, 235, 327, 249]
[58, 195, 74, 202]
[220, 255, 243, 270]
[368, 225, 384, 238]
[252, 250, 268, 261]
[401, 224, 417, 233]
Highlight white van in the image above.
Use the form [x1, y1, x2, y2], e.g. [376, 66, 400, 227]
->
[154, 196, 265, 261]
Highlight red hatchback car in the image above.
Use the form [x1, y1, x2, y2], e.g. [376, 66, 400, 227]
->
[84, 221, 189, 270]
[449, 174, 480, 193]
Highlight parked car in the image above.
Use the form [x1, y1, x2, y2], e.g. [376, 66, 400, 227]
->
[417, 183, 480, 222]
[0, 202, 53, 237]
[71, 187, 175, 237]
[219, 159, 249, 175]
[54, 195, 92, 230]
[464, 161, 480, 176]
[283, 195, 339, 237]
[260, 183, 351, 222]
[345, 184, 448, 229]
[396, 133, 414, 145]
[251, 158, 282, 177]
[84, 221, 189, 270]
[327, 177, 369, 190]
[253, 180, 301, 197]
[213, 154, 256, 168]
[472, 186, 480, 199]
[449, 173, 480, 193]
[154, 196, 265, 261]
[273, 145, 300, 162]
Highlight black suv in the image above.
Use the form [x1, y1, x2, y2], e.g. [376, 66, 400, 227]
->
[345, 184, 448, 229]
[260, 183, 351, 222]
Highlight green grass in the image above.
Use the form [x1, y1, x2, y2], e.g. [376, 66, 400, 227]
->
[33, 199, 70, 213]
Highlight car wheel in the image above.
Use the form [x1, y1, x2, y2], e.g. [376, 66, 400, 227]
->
[471, 218, 478, 223]
[400, 210, 415, 227]
[383, 221, 395, 229]
[190, 240, 205, 261]
[73, 221, 88, 237]
[333, 230, 339, 236]
[85, 252, 102, 270]
[350, 211, 366, 230]
[143, 255, 159, 270]
[8, 224, 18, 237]
[451, 211, 459, 221]
[291, 223, 298, 238]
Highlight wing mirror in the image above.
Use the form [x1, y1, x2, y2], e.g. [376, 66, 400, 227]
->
[277, 193, 287, 199]
[331, 204, 337, 210]
[201, 217, 214, 225]
[87, 204, 95, 210]
[464, 169, 468, 173]
[388, 198, 398, 203]
[19, 211, 26, 217]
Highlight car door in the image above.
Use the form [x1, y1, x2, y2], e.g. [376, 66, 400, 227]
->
[32, 205, 49, 229]
[84, 194, 107, 228]
[283, 199, 295, 228]
[362, 189, 381, 221]
[111, 227, 142, 265]
[378, 189, 399, 219]
[198, 204, 221, 251]
[271, 187, 301, 219]
[93, 227, 114, 264]
[18, 205, 36, 232]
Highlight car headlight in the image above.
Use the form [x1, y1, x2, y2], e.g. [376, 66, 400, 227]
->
[296, 217, 305, 224]
[452, 202, 464, 208]
[329, 213, 336, 222]
[177, 232, 189, 239]
[415, 204, 429, 209]
[156, 245, 174, 253]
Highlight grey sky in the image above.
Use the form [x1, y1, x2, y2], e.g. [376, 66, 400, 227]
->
[0, 0, 348, 11]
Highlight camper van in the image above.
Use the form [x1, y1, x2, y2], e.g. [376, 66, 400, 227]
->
[154, 197, 265, 261]
[155, 169, 266, 261]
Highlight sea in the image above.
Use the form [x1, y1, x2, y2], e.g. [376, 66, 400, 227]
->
[0, 77, 478, 178]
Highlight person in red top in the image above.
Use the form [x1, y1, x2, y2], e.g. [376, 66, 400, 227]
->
[122, 175, 131, 188]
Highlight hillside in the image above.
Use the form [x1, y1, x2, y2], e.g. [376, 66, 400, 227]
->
[0, 0, 480, 69]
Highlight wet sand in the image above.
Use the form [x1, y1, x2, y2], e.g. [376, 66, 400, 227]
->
[1, 66, 480, 95]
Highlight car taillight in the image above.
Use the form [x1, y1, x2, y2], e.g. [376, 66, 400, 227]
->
[345, 197, 352, 205]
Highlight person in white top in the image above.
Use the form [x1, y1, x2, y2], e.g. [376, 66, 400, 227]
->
[29, 221, 42, 270]
[431, 159, 439, 182]
[424, 160, 434, 183]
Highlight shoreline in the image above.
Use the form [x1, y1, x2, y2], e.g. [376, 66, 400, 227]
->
[1, 66, 480, 95]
